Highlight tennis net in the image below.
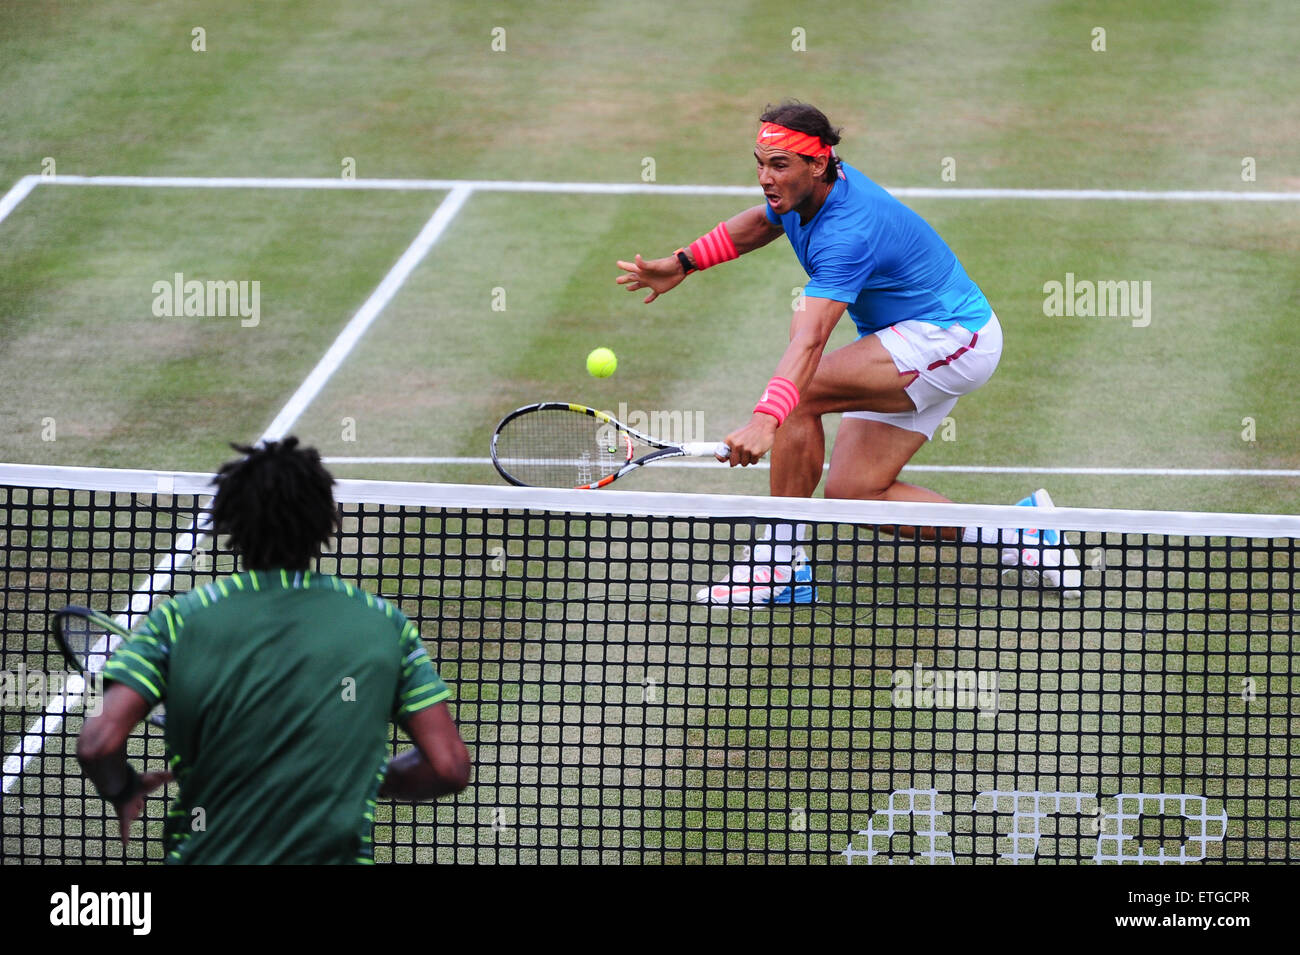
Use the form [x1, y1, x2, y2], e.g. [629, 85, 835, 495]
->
[2, 462, 1296, 864]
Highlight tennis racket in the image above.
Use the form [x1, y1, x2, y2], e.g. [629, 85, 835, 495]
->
[491, 402, 729, 489]
[51, 606, 166, 728]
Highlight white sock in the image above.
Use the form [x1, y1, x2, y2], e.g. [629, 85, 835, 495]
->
[962, 525, 1021, 546]
[753, 522, 810, 564]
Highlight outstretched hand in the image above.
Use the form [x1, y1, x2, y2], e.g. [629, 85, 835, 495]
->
[615, 254, 686, 303]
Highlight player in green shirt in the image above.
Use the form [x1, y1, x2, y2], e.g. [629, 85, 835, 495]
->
[76, 437, 471, 863]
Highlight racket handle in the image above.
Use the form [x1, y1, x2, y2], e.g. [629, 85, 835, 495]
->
[680, 442, 730, 459]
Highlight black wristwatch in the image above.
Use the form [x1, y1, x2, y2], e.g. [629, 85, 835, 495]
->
[675, 248, 696, 275]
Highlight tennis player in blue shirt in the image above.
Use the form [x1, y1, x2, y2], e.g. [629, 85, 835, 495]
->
[617, 101, 1079, 603]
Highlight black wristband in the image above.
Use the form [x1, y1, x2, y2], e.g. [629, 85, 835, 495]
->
[101, 766, 140, 806]
[675, 248, 696, 275]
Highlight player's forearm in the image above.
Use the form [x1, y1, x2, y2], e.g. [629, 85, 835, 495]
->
[379, 745, 470, 801]
[679, 207, 779, 271]
[770, 332, 828, 396]
[76, 686, 156, 805]
[722, 205, 783, 255]
[766, 297, 845, 395]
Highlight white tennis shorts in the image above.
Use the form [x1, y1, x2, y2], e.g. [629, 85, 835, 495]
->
[843, 312, 1003, 439]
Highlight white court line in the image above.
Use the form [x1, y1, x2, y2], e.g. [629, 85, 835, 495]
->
[0, 175, 40, 226]
[39, 175, 757, 197]
[12, 173, 1300, 202]
[2, 187, 474, 795]
[263, 185, 473, 439]
[322, 455, 1300, 478]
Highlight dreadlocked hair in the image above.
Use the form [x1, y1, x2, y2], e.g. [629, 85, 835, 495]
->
[211, 436, 340, 571]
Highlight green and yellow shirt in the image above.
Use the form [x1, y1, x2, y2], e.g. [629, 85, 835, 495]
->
[103, 570, 449, 864]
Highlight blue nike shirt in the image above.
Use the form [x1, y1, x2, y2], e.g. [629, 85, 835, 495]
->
[765, 161, 992, 335]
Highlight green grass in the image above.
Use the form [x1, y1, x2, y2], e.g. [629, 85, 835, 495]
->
[1, 0, 1297, 864]
[0, 185, 446, 469]
[1, 0, 1297, 507]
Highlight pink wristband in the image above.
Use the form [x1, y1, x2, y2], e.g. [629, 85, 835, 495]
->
[687, 222, 739, 270]
[753, 376, 799, 425]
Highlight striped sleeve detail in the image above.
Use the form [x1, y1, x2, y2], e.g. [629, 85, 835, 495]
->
[103, 658, 163, 701]
[159, 604, 180, 644]
[400, 686, 452, 716]
[103, 601, 179, 706]
[393, 614, 450, 719]
[400, 680, 444, 701]
[106, 648, 164, 683]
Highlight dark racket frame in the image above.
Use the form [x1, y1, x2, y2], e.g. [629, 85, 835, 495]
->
[491, 401, 728, 489]
[51, 605, 167, 728]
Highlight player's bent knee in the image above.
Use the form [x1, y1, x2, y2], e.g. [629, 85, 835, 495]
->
[825, 474, 892, 501]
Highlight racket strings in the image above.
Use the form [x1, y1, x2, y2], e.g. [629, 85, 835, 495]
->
[495, 409, 636, 487]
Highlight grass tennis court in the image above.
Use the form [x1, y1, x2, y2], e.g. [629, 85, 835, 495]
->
[2, 0, 1297, 510]
[1, 1, 1297, 865]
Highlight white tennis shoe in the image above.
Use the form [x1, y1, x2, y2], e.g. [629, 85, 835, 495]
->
[695, 546, 814, 605]
[1001, 489, 1082, 595]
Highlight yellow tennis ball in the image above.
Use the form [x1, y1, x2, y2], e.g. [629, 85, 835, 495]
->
[586, 347, 617, 378]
